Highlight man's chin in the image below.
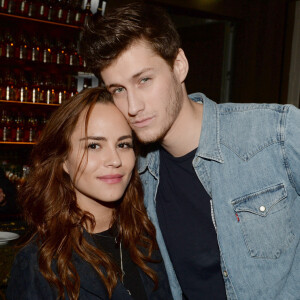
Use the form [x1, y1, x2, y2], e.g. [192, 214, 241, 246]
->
[135, 130, 165, 145]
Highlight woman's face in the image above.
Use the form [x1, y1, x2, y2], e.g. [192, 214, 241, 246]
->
[64, 102, 135, 213]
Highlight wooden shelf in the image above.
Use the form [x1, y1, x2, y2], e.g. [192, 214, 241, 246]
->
[0, 12, 81, 29]
[0, 100, 60, 107]
[0, 142, 35, 145]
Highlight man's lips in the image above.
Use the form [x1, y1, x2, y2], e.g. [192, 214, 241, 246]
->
[97, 174, 123, 184]
[131, 116, 154, 128]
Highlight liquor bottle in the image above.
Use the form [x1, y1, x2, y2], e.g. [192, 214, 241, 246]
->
[26, 113, 38, 142]
[42, 35, 52, 64]
[93, 0, 107, 19]
[31, 73, 41, 103]
[27, 0, 37, 18]
[4, 71, 16, 101]
[68, 39, 79, 66]
[6, 0, 16, 14]
[17, 0, 29, 16]
[31, 34, 42, 62]
[44, 76, 55, 104]
[82, 0, 92, 26]
[56, 0, 67, 23]
[13, 112, 25, 142]
[38, 78, 46, 103]
[47, 0, 55, 21]
[0, 0, 8, 13]
[54, 39, 65, 65]
[74, 0, 84, 26]
[56, 77, 67, 104]
[18, 72, 30, 102]
[4, 30, 15, 59]
[36, 0, 49, 20]
[69, 76, 78, 98]
[65, 0, 74, 24]
[0, 110, 12, 142]
[16, 31, 31, 60]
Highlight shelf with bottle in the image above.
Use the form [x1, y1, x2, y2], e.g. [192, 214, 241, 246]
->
[0, 0, 93, 28]
[0, 107, 51, 144]
[0, 29, 85, 71]
[0, 69, 78, 104]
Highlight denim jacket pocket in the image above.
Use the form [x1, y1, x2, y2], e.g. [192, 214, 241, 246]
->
[231, 183, 295, 259]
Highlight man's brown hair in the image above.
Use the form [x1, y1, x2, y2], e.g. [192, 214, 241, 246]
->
[80, 2, 181, 78]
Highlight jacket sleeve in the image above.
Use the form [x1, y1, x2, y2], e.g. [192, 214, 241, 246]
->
[284, 105, 300, 196]
[6, 247, 57, 300]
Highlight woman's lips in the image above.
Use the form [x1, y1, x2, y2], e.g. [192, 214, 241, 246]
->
[98, 174, 123, 184]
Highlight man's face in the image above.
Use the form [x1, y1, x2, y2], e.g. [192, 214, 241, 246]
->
[101, 40, 185, 144]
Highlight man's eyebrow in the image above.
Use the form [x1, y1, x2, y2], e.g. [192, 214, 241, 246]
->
[106, 68, 153, 89]
[79, 135, 132, 141]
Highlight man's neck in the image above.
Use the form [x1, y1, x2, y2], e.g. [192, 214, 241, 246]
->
[161, 97, 203, 157]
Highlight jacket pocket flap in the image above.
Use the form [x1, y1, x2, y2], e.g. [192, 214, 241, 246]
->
[231, 183, 287, 216]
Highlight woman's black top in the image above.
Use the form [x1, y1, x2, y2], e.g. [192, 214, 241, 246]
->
[92, 226, 148, 300]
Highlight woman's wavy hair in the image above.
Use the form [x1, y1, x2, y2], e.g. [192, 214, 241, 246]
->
[80, 2, 181, 77]
[20, 87, 158, 299]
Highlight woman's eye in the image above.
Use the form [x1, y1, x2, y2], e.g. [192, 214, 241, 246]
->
[88, 143, 100, 150]
[118, 142, 133, 149]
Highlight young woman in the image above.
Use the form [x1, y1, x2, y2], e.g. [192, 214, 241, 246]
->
[6, 87, 172, 300]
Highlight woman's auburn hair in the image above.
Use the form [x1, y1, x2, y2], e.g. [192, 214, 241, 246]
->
[20, 87, 158, 299]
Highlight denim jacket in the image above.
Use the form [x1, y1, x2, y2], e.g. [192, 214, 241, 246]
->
[138, 93, 300, 300]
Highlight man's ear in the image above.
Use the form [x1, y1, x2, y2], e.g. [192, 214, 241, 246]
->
[173, 48, 189, 83]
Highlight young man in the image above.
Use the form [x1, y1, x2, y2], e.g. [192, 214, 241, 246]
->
[80, 3, 300, 299]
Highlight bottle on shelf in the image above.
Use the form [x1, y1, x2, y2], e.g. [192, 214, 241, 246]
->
[31, 73, 41, 103]
[56, 0, 67, 23]
[36, 0, 49, 20]
[65, 0, 75, 24]
[18, 72, 30, 102]
[41, 35, 52, 64]
[93, 0, 107, 20]
[26, 112, 38, 142]
[4, 29, 15, 59]
[0, 0, 8, 13]
[82, 0, 92, 26]
[13, 112, 25, 142]
[27, 0, 37, 18]
[0, 109, 12, 142]
[4, 70, 17, 101]
[47, 0, 56, 21]
[31, 34, 42, 62]
[74, 0, 84, 26]
[6, 0, 16, 14]
[16, 31, 31, 61]
[68, 39, 79, 66]
[17, 0, 29, 16]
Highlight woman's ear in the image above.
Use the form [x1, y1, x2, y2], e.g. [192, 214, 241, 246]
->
[173, 48, 189, 83]
[63, 161, 69, 175]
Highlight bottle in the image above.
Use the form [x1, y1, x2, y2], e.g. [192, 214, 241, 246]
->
[82, 0, 92, 26]
[17, 0, 29, 16]
[74, 0, 84, 26]
[42, 35, 52, 64]
[54, 39, 65, 65]
[93, 0, 107, 19]
[31, 73, 41, 103]
[26, 113, 38, 142]
[56, 0, 67, 23]
[65, 0, 74, 24]
[0, 0, 8, 13]
[4, 29, 15, 59]
[18, 72, 30, 102]
[27, 0, 37, 18]
[47, 0, 55, 21]
[31, 34, 42, 62]
[36, 0, 49, 20]
[0, 110, 12, 142]
[16, 31, 31, 60]
[68, 39, 79, 66]
[4, 71, 16, 101]
[6, 0, 16, 14]
[13, 112, 25, 142]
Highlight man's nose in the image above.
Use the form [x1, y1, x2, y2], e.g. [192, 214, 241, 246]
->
[127, 90, 145, 116]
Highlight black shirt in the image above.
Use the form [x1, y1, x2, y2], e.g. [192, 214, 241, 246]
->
[92, 226, 148, 300]
[156, 147, 226, 300]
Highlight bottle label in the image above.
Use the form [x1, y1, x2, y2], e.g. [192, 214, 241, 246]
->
[32, 88, 36, 102]
[2, 127, 7, 141]
[57, 8, 63, 20]
[46, 90, 50, 104]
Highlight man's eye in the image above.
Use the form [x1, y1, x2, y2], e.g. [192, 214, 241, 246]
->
[113, 87, 124, 94]
[118, 142, 133, 149]
[88, 143, 100, 150]
[140, 77, 150, 84]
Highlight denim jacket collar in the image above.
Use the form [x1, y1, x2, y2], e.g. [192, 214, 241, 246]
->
[138, 93, 224, 175]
